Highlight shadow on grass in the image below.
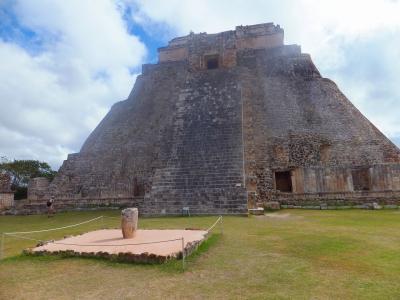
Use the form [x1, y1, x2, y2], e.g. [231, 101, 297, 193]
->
[1, 233, 221, 274]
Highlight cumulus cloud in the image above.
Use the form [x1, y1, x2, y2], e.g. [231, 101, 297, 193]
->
[0, 0, 146, 168]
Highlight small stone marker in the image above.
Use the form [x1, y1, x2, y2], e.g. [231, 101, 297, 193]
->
[372, 202, 382, 210]
[265, 201, 281, 210]
[248, 207, 264, 215]
[121, 208, 138, 239]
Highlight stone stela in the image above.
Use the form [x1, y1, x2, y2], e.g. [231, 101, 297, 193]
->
[121, 208, 138, 239]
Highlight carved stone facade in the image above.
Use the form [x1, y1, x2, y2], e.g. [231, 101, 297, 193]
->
[27, 23, 400, 214]
[0, 173, 14, 210]
[27, 177, 50, 202]
[158, 23, 283, 70]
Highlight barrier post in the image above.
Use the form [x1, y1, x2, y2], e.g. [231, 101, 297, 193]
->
[0, 233, 5, 260]
[101, 216, 104, 229]
[181, 237, 185, 271]
[220, 216, 223, 235]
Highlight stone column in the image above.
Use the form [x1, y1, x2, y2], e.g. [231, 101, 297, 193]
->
[121, 208, 138, 239]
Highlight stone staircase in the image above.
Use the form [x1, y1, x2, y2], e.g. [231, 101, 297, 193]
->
[143, 69, 248, 215]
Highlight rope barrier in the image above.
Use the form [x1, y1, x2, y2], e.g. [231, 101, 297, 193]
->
[4, 233, 42, 242]
[4, 216, 103, 235]
[182, 237, 185, 270]
[51, 238, 183, 247]
[206, 216, 222, 232]
[0, 216, 103, 259]
[101, 216, 120, 219]
[0, 215, 223, 265]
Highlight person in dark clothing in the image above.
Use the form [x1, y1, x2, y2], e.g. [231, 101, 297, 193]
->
[47, 197, 54, 217]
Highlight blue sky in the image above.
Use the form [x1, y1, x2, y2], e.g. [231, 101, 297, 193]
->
[0, 0, 399, 168]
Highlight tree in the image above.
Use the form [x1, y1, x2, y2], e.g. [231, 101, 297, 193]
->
[0, 158, 57, 199]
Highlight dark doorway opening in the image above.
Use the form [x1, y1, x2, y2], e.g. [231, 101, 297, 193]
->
[205, 55, 219, 69]
[352, 169, 371, 191]
[275, 171, 292, 192]
[133, 178, 145, 197]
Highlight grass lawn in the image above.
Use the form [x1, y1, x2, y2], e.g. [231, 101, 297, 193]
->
[1, 209, 400, 299]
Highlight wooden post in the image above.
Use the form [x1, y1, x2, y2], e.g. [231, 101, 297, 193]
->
[182, 237, 185, 271]
[0, 233, 5, 260]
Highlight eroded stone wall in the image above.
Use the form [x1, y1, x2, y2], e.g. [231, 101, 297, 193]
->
[0, 174, 14, 210]
[28, 177, 50, 202]
[48, 61, 189, 209]
[0, 173, 12, 192]
[158, 23, 284, 70]
[239, 46, 400, 207]
[0, 193, 14, 210]
[158, 46, 188, 62]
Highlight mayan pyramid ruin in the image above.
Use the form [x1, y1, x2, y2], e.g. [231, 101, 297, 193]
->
[27, 23, 400, 215]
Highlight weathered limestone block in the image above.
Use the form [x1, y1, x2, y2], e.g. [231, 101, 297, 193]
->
[248, 207, 264, 215]
[265, 201, 281, 210]
[372, 202, 382, 210]
[28, 177, 50, 201]
[0, 173, 12, 192]
[121, 208, 138, 239]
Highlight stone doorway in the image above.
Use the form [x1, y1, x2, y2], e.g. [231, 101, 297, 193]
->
[352, 168, 371, 191]
[275, 171, 292, 192]
[205, 54, 219, 69]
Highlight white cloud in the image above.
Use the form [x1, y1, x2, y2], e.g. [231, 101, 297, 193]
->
[0, 0, 146, 168]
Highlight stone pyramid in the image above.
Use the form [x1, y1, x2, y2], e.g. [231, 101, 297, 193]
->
[29, 23, 400, 214]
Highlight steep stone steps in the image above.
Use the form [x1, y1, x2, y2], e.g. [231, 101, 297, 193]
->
[145, 70, 248, 215]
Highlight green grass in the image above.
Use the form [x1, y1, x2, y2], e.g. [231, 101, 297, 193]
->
[1, 209, 400, 299]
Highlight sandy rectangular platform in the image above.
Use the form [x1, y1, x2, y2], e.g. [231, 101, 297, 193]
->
[30, 229, 208, 263]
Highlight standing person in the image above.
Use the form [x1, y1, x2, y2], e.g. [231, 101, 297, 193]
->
[47, 197, 55, 217]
